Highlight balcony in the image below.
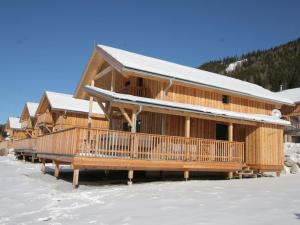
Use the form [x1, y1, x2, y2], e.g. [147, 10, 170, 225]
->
[36, 112, 53, 127]
[36, 127, 245, 171]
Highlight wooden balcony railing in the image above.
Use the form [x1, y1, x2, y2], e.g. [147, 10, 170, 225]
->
[13, 138, 37, 150]
[119, 86, 153, 98]
[36, 112, 53, 126]
[292, 122, 300, 129]
[37, 127, 245, 163]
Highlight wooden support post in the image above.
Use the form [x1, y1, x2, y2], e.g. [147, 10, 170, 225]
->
[31, 155, 35, 163]
[73, 168, 80, 189]
[131, 110, 137, 133]
[41, 160, 46, 174]
[227, 171, 233, 179]
[184, 170, 189, 181]
[23, 154, 26, 162]
[128, 170, 134, 185]
[228, 123, 233, 162]
[54, 161, 60, 179]
[88, 80, 95, 128]
[131, 110, 137, 158]
[228, 123, 233, 141]
[185, 116, 190, 138]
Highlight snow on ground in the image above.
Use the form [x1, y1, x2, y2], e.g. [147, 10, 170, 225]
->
[0, 155, 300, 225]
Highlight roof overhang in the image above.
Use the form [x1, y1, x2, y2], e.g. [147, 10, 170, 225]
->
[84, 86, 290, 127]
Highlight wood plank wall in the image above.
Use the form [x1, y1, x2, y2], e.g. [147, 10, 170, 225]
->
[107, 73, 276, 115]
[52, 112, 108, 132]
[245, 123, 283, 170]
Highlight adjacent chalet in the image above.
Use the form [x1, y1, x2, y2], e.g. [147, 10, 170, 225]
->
[37, 44, 293, 187]
[277, 88, 300, 143]
[34, 91, 108, 135]
[20, 102, 39, 138]
[5, 117, 26, 140]
[13, 91, 108, 162]
[13, 102, 39, 161]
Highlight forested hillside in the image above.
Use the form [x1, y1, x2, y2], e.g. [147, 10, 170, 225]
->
[199, 38, 300, 91]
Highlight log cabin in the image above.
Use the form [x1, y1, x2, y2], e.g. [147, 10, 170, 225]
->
[34, 91, 108, 136]
[37, 45, 293, 187]
[277, 88, 300, 143]
[13, 102, 39, 162]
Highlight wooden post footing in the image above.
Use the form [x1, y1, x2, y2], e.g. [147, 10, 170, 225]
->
[227, 172, 233, 180]
[184, 170, 189, 181]
[128, 170, 134, 185]
[73, 168, 80, 189]
[41, 160, 46, 174]
[54, 161, 60, 179]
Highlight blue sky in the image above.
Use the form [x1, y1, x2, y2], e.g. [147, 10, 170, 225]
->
[0, 0, 300, 123]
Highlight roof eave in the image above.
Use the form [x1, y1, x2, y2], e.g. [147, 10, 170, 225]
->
[122, 66, 295, 107]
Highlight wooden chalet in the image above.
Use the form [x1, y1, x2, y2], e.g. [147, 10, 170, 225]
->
[34, 91, 108, 136]
[5, 117, 26, 141]
[37, 45, 293, 187]
[13, 102, 39, 162]
[277, 88, 300, 143]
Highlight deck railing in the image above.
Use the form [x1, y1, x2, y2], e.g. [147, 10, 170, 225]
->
[36, 112, 53, 126]
[37, 127, 245, 163]
[292, 122, 300, 129]
[119, 86, 153, 98]
[13, 138, 37, 150]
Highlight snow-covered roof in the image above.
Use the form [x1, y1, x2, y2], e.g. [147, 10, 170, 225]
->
[42, 91, 104, 115]
[8, 117, 22, 129]
[84, 86, 290, 126]
[96, 44, 294, 106]
[277, 88, 300, 104]
[26, 102, 39, 117]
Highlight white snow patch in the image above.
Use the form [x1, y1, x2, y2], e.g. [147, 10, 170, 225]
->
[285, 142, 300, 164]
[0, 154, 300, 225]
[225, 59, 247, 73]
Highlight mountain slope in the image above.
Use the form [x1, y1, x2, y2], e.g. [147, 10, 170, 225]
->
[199, 38, 300, 91]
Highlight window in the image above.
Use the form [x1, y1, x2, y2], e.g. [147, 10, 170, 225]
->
[216, 124, 228, 140]
[122, 122, 131, 132]
[125, 81, 131, 87]
[137, 77, 143, 87]
[222, 95, 229, 104]
[136, 120, 141, 133]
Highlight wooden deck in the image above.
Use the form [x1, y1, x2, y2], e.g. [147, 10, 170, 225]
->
[13, 138, 38, 162]
[36, 127, 245, 172]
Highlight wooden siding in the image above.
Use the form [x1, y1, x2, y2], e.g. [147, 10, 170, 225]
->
[245, 123, 284, 171]
[107, 73, 276, 115]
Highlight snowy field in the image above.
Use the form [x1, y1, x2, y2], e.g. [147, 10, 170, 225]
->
[0, 155, 300, 225]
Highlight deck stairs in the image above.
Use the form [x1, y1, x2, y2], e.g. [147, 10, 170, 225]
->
[234, 165, 257, 179]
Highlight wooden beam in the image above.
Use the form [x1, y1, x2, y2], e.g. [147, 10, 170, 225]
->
[111, 69, 116, 92]
[88, 80, 95, 128]
[95, 98, 110, 119]
[94, 66, 112, 80]
[120, 108, 133, 127]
